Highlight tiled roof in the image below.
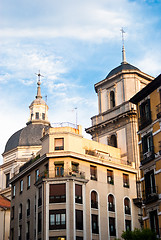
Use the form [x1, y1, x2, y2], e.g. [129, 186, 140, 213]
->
[0, 195, 11, 209]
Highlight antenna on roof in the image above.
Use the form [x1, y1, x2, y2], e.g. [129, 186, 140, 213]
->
[120, 27, 127, 64]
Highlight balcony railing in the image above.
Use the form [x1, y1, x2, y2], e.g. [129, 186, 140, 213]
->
[35, 169, 85, 183]
[156, 103, 161, 119]
[108, 203, 115, 212]
[142, 186, 158, 204]
[91, 201, 98, 209]
[138, 112, 152, 131]
[125, 206, 131, 215]
[140, 146, 155, 165]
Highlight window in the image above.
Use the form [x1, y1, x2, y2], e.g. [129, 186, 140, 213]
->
[19, 204, 22, 220]
[27, 199, 30, 216]
[55, 162, 64, 177]
[150, 210, 159, 236]
[76, 237, 83, 240]
[108, 135, 117, 148]
[110, 91, 115, 108]
[36, 112, 39, 119]
[35, 169, 39, 182]
[107, 169, 114, 185]
[27, 175, 31, 189]
[50, 184, 66, 203]
[90, 165, 97, 181]
[49, 237, 66, 240]
[108, 194, 115, 212]
[38, 212, 42, 233]
[55, 138, 64, 150]
[109, 217, 116, 236]
[139, 99, 151, 130]
[125, 220, 131, 231]
[20, 180, 23, 193]
[38, 187, 42, 206]
[42, 113, 45, 120]
[26, 221, 30, 240]
[72, 161, 79, 173]
[75, 184, 82, 204]
[49, 210, 66, 230]
[91, 191, 98, 209]
[92, 214, 99, 234]
[123, 174, 129, 188]
[6, 173, 10, 188]
[18, 225, 22, 240]
[142, 132, 154, 163]
[11, 206, 14, 220]
[144, 170, 157, 203]
[11, 228, 14, 240]
[12, 185, 15, 198]
[76, 210, 83, 230]
[124, 198, 131, 215]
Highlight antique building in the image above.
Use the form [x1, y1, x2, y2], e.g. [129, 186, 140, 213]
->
[130, 74, 161, 237]
[0, 75, 50, 200]
[86, 45, 154, 170]
[0, 194, 11, 240]
[10, 124, 140, 240]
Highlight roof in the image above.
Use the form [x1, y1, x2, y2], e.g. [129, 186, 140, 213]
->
[106, 62, 140, 78]
[130, 74, 161, 104]
[0, 195, 11, 209]
[4, 123, 46, 154]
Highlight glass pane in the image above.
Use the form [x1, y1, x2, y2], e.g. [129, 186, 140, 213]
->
[61, 214, 66, 224]
[56, 214, 60, 225]
[50, 214, 55, 225]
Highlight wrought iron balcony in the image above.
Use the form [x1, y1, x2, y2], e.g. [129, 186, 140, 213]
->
[156, 103, 161, 119]
[138, 112, 152, 130]
[140, 146, 155, 165]
[142, 186, 158, 204]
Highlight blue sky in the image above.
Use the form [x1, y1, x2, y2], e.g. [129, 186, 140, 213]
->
[0, 0, 161, 163]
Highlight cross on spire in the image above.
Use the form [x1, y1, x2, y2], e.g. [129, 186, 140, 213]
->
[120, 27, 127, 64]
[35, 70, 44, 83]
[35, 70, 44, 99]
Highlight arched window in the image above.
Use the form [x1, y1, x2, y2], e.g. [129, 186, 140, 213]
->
[19, 204, 22, 220]
[27, 199, 30, 216]
[124, 197, 131, 215]
[108, 194, 115, 212]
[108, 135, 117, 148]
[91, 191, 98, 209]
[110, 91, 115, 108]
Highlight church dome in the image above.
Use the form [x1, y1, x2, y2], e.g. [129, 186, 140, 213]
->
[3, 124, 46, 154]
[106, 62, 140, 78]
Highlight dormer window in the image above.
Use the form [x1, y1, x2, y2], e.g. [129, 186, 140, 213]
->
[36, 112, 39, 119]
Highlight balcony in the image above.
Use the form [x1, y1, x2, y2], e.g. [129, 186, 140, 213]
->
[108, 203, 115, 212]
[35, 169, 86, 183]
[156, 103, 161, 119]
[142, 186, 158, 204]
[138, 112, 152, 131]
[140, 146, 155, 165]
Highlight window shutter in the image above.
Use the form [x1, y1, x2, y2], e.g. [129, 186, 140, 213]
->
[50, 184, 66, 196]
[75, 184, 82, 197]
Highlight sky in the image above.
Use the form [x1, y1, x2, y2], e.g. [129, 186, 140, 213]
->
[0, 0, 161, 163]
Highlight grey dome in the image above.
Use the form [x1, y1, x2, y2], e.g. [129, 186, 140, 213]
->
[106, 62, 140, 78]
[4, 123, 46, 154]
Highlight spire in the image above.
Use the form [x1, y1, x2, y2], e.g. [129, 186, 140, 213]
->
[35, 70, 44, 99]
[120, 28, 127, 64]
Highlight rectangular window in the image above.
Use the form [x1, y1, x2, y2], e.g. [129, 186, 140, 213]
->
[72, 161, 79, 173]
[76, 210, 83, 230]
[75, 184, 82, 204]
[12, 185, 16, 198]
[26, 221, 30, 240]
[55, 138, 64, 150]
[150, 210, 159, 236]
[109, 217, 116, 236]
[11, 228, 14, 240]
[38, 212, 42, 233]
[42, 113, 45, 120]
[107, 169, 114, 184]
[139, 99, 151, 130]
[90, 165, 97, 181]
[18, 225, 22, 240]
[36, 112, 39, 119]
[6, 173, 10, 188]
[144, 170, 157, 203]
[76, 237, 83, 240]
[38, 187, 42, 207]
[35, 169, 39, 181]
[92, 214, 99, 234]
[55, 162, 64, 177]
[49, 184, 66, 203]
[20, 180, 23, 193]
[27, 175, 31, 189]
[11, 206, 14, 220]
[125, 220, 131, 231]
[49, 210, 66, 230]
[123, 174, 129, 188]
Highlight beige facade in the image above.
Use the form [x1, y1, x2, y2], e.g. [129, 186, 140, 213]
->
[10, 124, 140, 240]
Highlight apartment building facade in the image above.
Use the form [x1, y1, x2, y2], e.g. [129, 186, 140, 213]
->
[10, 124, 140, 240]
[130, 74, 161, 237]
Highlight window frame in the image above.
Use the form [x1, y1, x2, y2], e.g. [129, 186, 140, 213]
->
[20, 180, 23, 193]
[54, 138, 64, 151]
[90, 165, 97, 181]
[76, 210, 83, 230]
[27, 175, 31, 189]
[49, 209, 66, 230]
[123, 174, 129, 188]
[91, 214, 99, 234]
[107, 169, 114, 185]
